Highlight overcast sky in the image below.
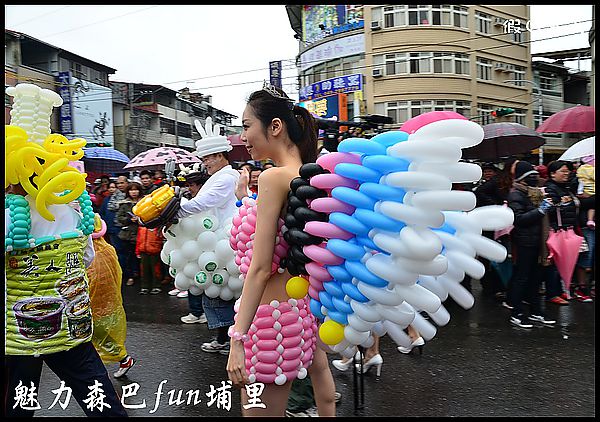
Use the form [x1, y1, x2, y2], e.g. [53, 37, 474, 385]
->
[5, 5, 594, 125]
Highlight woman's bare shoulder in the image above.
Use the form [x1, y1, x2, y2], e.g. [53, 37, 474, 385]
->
[258, 166, 298, 191]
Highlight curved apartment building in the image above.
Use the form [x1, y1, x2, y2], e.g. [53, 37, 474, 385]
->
[287, 5, 533, 129]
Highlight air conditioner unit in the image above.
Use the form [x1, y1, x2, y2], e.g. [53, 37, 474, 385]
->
[372, 68, 383, 78]
[160, 127, 169, 133]
[371, 21, 382, 30]
[493, 17, 505, 26]
[503, 65, 515, 72]
[494, 62, 506, 71]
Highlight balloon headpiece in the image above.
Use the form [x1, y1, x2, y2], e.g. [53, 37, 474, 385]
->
[194, 117, 232, 158]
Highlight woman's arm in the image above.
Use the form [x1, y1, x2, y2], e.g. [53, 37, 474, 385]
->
[226, 168, 288, 388]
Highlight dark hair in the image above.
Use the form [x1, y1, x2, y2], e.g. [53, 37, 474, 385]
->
[547, 160, 569, 176]
[140, 170, 152, 177]
[247, 88, 317, 164]
[125, 182, 143, 199]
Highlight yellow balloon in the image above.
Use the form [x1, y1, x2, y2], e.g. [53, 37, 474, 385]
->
[318, 320, 346, 345]
[286, 276, 310, 299]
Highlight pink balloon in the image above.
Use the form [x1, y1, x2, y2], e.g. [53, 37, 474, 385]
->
[246, 213, 257, 226]
[254, 362, 278, 373]
[254, 327, 278, 339]
[399, 110, 467, 134]
[305, 262, 332, 281]
[253, 373, 277, 384]
[237, 242, 248, 253]
[303, 244, 344, 266]
[233, 215, 242, 227]
[278, 218, 285, 229]
[241, 222, 254, 235]
[309, 197, 356, 215]
[274, 243, 288, 258]
[247, 249, 253, 260]
[308, 286, 321, 300]
[281, 322, 303, 337]
[281, 346, 303, 360]
[301, 348, 314, 365]
[239, 206, 248, 217]
[240, 263, 249, 274]
[316, 151, 362, 172]
[279, 312, 301, 326]
[256, 350, 280, 364]
[281, 336, 302, 348]
[308, 276, 324, 291]
[280, 357, 302, 372]
[271, 262, 280, 273]
[310, 173, 359, 190]
[305, 221, 353, 240]
[255, 305, 275, 318]
[238, 232, 250, 243]
[241, 256, 251, 266]
[234, 255, 242, 266]
[278, 302, 292, 314]
[256, 339, 279, 350]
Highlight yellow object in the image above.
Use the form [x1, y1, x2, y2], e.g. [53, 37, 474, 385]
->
[286, 276, 310, 299]
[318, 319, 345, 345]
[133, 184, 175, 223]
[87, 235, 128, 362]
[5, 125, 87, 221]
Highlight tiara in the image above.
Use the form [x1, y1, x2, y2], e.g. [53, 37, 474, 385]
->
[262, 80, 294, 109]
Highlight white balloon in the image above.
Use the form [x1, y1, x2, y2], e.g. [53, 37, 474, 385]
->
[204, 284, 221, 298]
[457, 232, 508, 263]
[226, 259, 240, 276]
[382, 320, 412, 348]
[197, 231, 218, 251]
[445, 250, 486, 280]
[219, 286, 234, 301]
[162, 240, 177, 256]
[331, 338, 351, 353]
[443, 258, 466, 282]
[181, 240, 201, 260]
[179, 216, 197, 234]
[163, 227, 178, 241]
[388, 139, 462, 163]
[467, 205, 514, 231]
[410, 311, 437, 341]
[427, 304, 451, 326]
[433, 230, 476, 257]
[350, 300, 381, 323]
[194, 270, 211, 287]
[168, 250, 187, 270]
[168, 267, 177, 277]
[183, 262, 201, 279]
[409, 119, 484, 148]
[398, 226, 443, 260]
[437, 276, 475, 309]
[393, 284, 442, 314]
[341, 346, 359, 359]
[344, 325, 371, 346]
[211, 269, 230, 287]
[189, 285, 203, 296]
[417, 275, 448, 301]
[198, 251, 219, 272]
[160, 249, 169, 265]
[199, 214, 219, 232]
[376, 303, 414, 327]
[384, 171, 452, 191]
[371, 321, 387, 337]
[347, 313, 375, 332]
[356, 282, 403, 306]
[360, 335, 375, 349]
[443, 211, 482, 234]
[378, 202, 445, 228]
[174, 273, 192, 291]
[393, 255, 448, 276]
[413, 162, 483, 183]
[227, 274, 244, 291]
[216, 239, 235, 263]
[365, 253, 418, 286]
[411, 190, 476, 212]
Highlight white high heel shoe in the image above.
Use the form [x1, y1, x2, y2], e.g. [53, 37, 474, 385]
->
[397, 337, 425, 354]
[355, 354, 383, 377]
[332, 351, 361, 372]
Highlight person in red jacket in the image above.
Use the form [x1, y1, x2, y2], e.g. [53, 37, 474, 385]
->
[136, 226, 165, 295]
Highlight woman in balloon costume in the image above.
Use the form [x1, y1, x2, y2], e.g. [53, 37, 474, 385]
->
[226, 83, 337, 416]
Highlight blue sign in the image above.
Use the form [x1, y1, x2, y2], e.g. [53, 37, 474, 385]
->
[299, 74, 362, 102]
[269, 61, 282, 89]
[299, 95, 340, 119]
[57, 71, 73, 135]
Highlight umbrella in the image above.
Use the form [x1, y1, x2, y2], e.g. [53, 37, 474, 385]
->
[82, 147, 130, 174]
[536, 105, 595, 134]
[546, 228, 583, 295]
[400, 111, 467, 134]
[558, 136, 595, 161]
[123, 147, 201, 171]
[462, 122, 545, 160]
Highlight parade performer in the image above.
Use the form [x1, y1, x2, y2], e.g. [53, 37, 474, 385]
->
[4, 83, 127, 417]
[87, 214, 136, 377]
[226, 83, 336, 416]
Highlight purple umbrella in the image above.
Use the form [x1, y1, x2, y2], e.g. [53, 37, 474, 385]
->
[123, 147, 201, 171]
[82, 147, 130, 174]
[462, 122, 545, 160]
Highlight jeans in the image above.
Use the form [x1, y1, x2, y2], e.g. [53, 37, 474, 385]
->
[544, 265, 564, 299]
[4, 342, 128, 417]
[140, 253, 160, 290]
[577, 227, 595, 270]
[188, 292, 204, 317]
[509, 243, 542, 318]
[202, 295, 235, 330]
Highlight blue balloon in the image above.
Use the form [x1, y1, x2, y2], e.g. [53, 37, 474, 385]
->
[362, 155, 410, 174]
[434, 224, 456, 235]
[332, 295, 354, 314]
[309, 298, 325, 320]
[359, 182, 406, 202]
[331, 186, 377, 210]
[344, 260, 388, 288]
[323, 279, 345, 298]
[335, 163, 382, 183]
[354, 208, 406, 232]
[318, 290, 335, 311]
[338, 138, 387, 156]
[329, 212, 371, 237]
[371, 130, 409, 148]
[327, 265, 352, 283]
[341, 280, 370, 302]
[327, 309, 349, 325]
[355, 235, 384, 252]
[327, 238, 366, 261]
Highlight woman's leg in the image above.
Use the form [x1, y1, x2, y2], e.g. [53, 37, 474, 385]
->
[241, 381, 293, 416]
[307, 346, 336, 416]
[364, 335, 380, 361]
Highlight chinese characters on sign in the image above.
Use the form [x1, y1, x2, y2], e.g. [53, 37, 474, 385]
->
[269, 61, 282, 89]
[299, 73, 362, 102]
[13, 379, 266, 413]
[503, 19, 531, 34]
[57, 71, 73, 135]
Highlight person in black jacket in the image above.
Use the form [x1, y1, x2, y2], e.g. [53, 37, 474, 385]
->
[544, 160, 582, 303]
[507, 161, 556, 328]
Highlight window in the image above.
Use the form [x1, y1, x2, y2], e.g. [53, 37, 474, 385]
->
[455, 53, 470, 75]
[512, 30, 524, 43]
[476, 57, 492, 80]
[512, 108, 526, 125]
[476, 11, 491, 34]
[384, 53, 407, 75]
[512, 66, 526, 86]
[453, 6, 468, 28]
[159, 117, 175, 135]
[375, 100, 471, 126]
[408, 5, 430, 26]
[374, 51, 469, 76]
[383, 5, 406, 28]
[177, 122, 192, 139]
[431, 5, 452, 26]
[433, 52, 453, 73]
[409, 53, 431, 74]
[538, 72, 560, 92]
[477, 104, 494, 125]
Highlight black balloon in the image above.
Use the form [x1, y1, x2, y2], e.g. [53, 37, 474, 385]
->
[287, 195, 305, 211]
[290, 245, 312, 264]
[299, 163, 325, 180]
[294, 206, 327, 222]
[290, 177, 310, 192]
[295, 185, 327, 201]
[288, 227, 323, 246]
[284, 213, 303, 229]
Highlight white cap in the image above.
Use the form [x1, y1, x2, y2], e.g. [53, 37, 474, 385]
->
[194, 117, 232, 158]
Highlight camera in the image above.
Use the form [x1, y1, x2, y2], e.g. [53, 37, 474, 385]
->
[315, 114, 394, 151]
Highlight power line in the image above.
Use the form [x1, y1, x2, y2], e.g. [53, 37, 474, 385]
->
[8, 6, 70, 28]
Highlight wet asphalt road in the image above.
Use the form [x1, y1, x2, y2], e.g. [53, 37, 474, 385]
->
[34, 281, 595, 417]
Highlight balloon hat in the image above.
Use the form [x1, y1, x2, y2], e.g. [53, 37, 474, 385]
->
[194, 117, 232, 158]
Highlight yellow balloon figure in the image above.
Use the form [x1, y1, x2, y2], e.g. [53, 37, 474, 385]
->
[285, 276, 310, 299]
[319, 319, 345, 345]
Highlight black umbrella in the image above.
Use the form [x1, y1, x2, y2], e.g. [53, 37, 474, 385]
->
[462, 122, 545, 160]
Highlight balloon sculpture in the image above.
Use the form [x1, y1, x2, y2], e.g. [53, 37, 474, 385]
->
[278, 112, 513, 358]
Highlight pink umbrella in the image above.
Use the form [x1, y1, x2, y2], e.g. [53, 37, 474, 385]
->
[123, 147, 201, 171]
[399, 111, 467, 134]
[536, 105, 595, 134]
[546, 229, 583, 294]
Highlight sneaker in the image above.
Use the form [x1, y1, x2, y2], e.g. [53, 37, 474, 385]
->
[126, 278, 135, 286]
[528, 314, 557, 325]
[510, 316, 533, 328]
[285, 406, 319, 417]
[501, 301, 514, 310]
[139, 288, 149, 295]
[587, 220, 595, 229]
[180, 313, 207, 324]
[560, 292, 572, 301]
[201, 340, 230, 355]
[574, 289, 593, 303]
[548, 296, 569, 305]
[177, 290, 189, 298]
[334, 391, 342, 404]
[113, 355, 135, 378]
[168, 288, 181, 296]
[150, 288, 162, 295]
